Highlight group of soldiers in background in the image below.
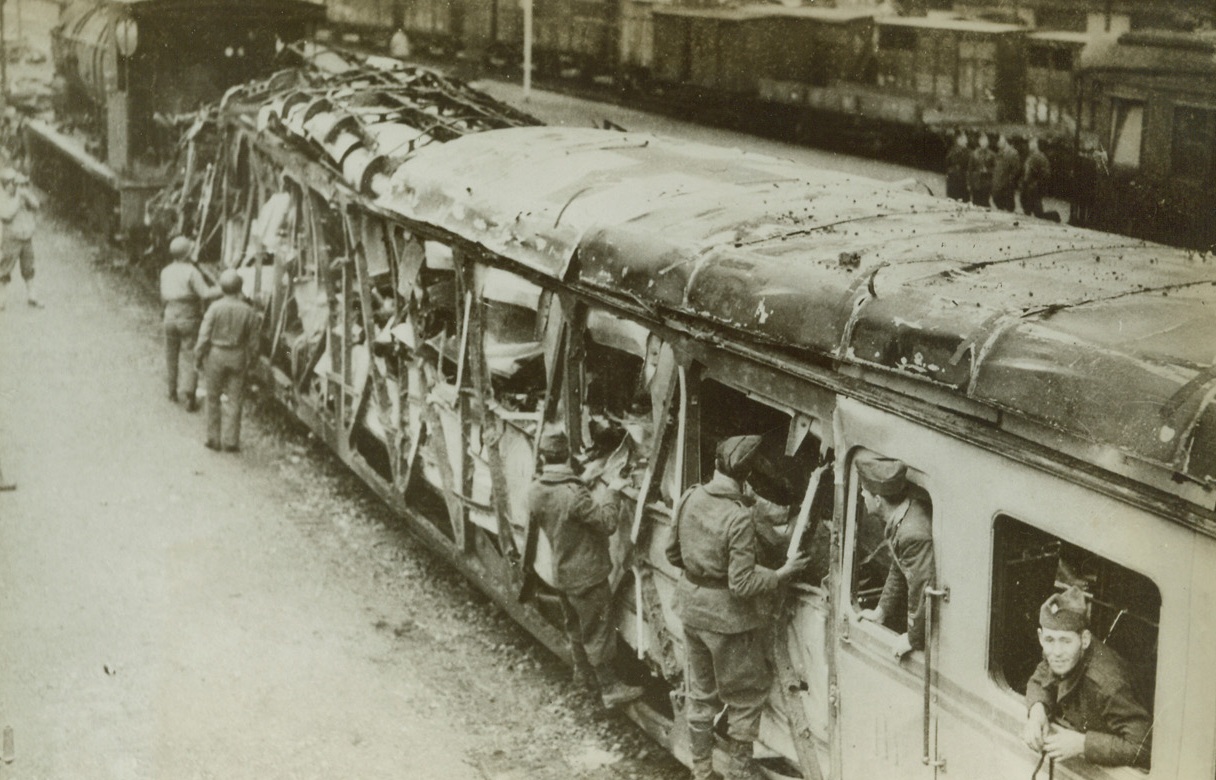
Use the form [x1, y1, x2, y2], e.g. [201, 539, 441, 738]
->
[945, 130, 1054, 220]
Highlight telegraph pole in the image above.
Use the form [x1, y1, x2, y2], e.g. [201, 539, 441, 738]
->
[522, 0, 532, 100]
[1, 0, 8, 102]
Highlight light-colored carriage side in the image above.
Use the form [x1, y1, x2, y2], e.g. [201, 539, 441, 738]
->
[180, 55, 1216, 780]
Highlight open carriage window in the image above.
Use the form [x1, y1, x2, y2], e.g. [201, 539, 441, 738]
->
[577, 310, 675, 503]
[478, 267, 546, 414]
[848, 450, 933, 634]
[989, 515, 1160, 714]
[697, 378, 830, 575]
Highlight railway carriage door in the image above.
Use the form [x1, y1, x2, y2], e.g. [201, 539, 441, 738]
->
[836, 442, 940, 779]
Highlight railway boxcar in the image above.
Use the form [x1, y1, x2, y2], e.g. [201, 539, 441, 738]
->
[163, 46, 1216, 780]
[28, 0, 324, 236]
[1024, 30, 1088, 126]
[776, 14, 1027, 129]
[1075, 29, 1216, 250]
[656, 6, 873, 98]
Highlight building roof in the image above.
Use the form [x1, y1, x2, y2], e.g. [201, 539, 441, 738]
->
[1079, 30, 1216, 76]
[877, 15, 1025, 34]
[374, 126, 1216, 498]
[1028, 31, 1092, 46]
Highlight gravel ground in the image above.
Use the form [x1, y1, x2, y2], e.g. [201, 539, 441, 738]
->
[0, 216, 685, 780]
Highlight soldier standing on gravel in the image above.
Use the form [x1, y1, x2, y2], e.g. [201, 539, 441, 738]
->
[527, 430, 644, 711]
[160, 235, 217, 411]
[666, 435, 809, 780]
[0, 168, 41, 310]
[195, 269, 259, 453]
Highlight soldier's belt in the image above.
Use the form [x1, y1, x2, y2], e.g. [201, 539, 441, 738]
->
[685, 572, 728, 589]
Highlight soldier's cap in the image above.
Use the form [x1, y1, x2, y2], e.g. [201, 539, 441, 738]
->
[1039, 585, 1089, 632]
[169, 235, 193, 259]
[855, 451, 908, 498]
[715, 435, 763, 479]
[539, 430, 570, 461]
[219, 269, 243, 294]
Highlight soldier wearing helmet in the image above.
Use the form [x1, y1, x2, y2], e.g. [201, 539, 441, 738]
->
[0, 167, 40, 309]
[526, 429, 642, 710]
[159, 235, 217, 411]
[195, 269, 259, 452]
[665, 434, 809, 780]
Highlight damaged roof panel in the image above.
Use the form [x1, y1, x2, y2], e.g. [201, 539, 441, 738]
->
[371, 126, 1216, 492]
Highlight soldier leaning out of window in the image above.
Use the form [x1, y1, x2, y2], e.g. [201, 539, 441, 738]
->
[1023, 586, 1152, 769]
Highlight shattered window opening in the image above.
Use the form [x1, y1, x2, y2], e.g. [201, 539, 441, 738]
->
[697, 378, 826, 573]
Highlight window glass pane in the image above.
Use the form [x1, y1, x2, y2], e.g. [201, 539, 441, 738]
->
[879, 26, 916, 51]
[1111, 101, 1144, 168]
[1171, 106, 1215, 183]
[1027, 46, 1050, 69]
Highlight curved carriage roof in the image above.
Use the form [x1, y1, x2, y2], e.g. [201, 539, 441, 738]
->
[378, 126, 1216, 490]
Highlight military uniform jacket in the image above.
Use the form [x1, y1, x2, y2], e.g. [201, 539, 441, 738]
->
[527, 464, 618, 593]
[160, 262, 214, 323]
[1022, 151, 1051, 194]
[197, 295, 259, 365]
[665, 472, 780, 634]
[877, 497, 935, 650]
[1026, 639, 1152, 768]
[968, 147, 996, 191]
[945, 144, 970, 180]
[993, 147, 1023, 194]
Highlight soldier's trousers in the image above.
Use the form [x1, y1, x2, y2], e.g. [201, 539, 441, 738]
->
[164, 319, 200, 399]
[559, 580, 616, 675]
[203, 347, 248, 448]
[683, 625, 771, 742]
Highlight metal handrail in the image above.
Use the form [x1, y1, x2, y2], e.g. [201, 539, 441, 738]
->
[922, 584, 949, 768]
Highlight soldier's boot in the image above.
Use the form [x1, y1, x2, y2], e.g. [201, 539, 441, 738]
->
[725, 738, 765, 780]
[688, 723, 724, 780]
[600, 680, 644, 708]
[596, 665, 643, 709]
[24, 279, 41, 308]
[0, 281, 7, 310]
[571, 659, 598, 691]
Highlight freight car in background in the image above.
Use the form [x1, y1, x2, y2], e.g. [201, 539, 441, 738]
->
[330, 2, 1090, 178]
[25, 0, 324, 238]
[1074, 29, 1216, 250]
[157, 45, 1216, 780]
[326, 0, 618, 80]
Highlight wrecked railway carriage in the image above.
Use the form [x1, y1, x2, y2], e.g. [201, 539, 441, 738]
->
[171, 49, 1216, 780]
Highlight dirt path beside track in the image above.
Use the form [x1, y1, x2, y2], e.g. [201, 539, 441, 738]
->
[0, 217, 683, 780]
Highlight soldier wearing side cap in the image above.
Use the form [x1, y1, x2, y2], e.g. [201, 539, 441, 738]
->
[195, 269, 259, 452]
[527, 430, 644, 710]
[160, 235, 218, 411]
[1023, 586, 1152, 768]
[666, 434, 809, 780]
[856, 452, 935, 658]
